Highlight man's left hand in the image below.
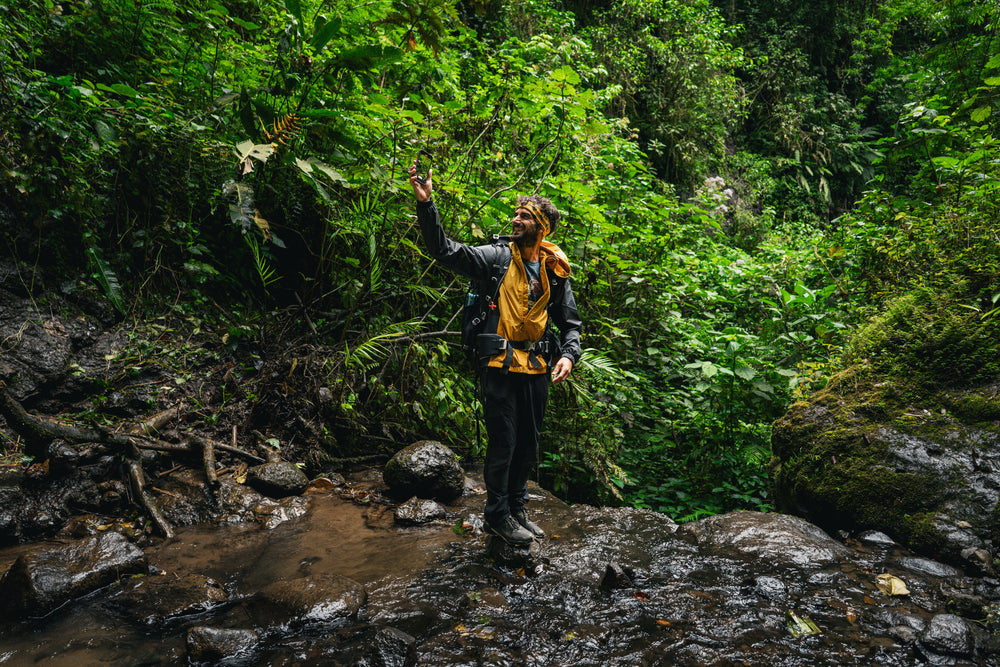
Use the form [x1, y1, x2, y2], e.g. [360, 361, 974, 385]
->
[551, 357, 573, 384]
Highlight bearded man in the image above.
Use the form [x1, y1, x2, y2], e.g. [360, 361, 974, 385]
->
[409, 161, 582, 544]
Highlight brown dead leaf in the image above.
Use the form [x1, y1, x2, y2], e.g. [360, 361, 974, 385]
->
[656, 619, 671, 627]
[307, 478, 336, 493]
[633, 591, 650, 602]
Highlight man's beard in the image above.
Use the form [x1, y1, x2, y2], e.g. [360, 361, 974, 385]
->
[513, 226, 539, 248]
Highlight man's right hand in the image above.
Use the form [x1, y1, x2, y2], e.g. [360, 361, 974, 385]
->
[409, 161, 433, 202]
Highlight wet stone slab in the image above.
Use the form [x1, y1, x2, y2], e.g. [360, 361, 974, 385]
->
[0, 471, 998, 666]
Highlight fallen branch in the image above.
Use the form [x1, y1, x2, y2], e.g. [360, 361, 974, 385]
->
[126, 406, 182, 437]
[127, 460, 174, 539]
[201, 436, 218, 487]
[184, 434, 265, 465]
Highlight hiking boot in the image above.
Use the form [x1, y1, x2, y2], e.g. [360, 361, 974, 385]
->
[511, 509, 545, 539]
[487, 515, 534, 545]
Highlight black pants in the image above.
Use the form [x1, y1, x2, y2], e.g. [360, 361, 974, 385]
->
[481, 368, 550, 525]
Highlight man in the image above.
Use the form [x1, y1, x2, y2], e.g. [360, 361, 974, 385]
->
[409, 161, 582, 545]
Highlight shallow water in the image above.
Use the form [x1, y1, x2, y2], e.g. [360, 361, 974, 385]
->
[0, 474, 997, 666]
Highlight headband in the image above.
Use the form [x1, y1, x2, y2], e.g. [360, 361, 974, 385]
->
[521, 200, 551, 237]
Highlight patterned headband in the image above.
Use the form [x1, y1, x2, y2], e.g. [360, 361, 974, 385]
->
[521, 201, 550, 237]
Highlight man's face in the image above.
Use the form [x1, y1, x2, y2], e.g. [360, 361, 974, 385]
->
[511, 207, 539, 245]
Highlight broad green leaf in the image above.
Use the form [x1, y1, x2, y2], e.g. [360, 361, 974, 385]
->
[970, 106, 990, 123]
[295, 157, 348, 186]
[551, 65, 581, 85]
[310, 17, 341, 50]
[236, 141, 274, 163]
[735, 367, 756, 380]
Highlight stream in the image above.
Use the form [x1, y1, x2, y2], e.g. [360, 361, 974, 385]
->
[1, 469, 998, 666]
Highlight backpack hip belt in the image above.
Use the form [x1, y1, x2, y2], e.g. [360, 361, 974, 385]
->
[475, 333, 554, 372]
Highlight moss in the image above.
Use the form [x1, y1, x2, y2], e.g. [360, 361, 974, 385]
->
[940, 389, 1000, 424]
[847, 282, 1000, 388]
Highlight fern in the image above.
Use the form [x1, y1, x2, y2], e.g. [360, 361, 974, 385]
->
[576, 349, 640, 381]
[245, 234, 278, 291]
[261, 113, 302, 146]
[345, 319, 423, 372]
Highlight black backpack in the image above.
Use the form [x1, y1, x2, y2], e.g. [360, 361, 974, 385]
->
[460, 235, 511, 371]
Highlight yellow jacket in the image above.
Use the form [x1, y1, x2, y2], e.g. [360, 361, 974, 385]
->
[487, 241, 572, 374]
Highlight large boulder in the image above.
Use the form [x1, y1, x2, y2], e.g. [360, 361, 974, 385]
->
[114, 572, 228, 625]
[383, 441, 464, 502]
[0, 531, 147, 617]
[678, 510, 850, 568]
[770, 369, 1000, 573]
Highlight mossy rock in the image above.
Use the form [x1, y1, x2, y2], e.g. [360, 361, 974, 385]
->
[771, 368, 1000, 573]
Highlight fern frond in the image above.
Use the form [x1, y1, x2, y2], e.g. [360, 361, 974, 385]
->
[577, 349, 639, 381]
[263, 113, 302, 145]
[245, 234, 278, 291]
[346, 319, 423, 371]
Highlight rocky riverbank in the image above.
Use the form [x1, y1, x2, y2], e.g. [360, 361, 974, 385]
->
[1, 453, 999, 666]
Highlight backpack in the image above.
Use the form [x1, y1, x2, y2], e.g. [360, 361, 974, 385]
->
[458, 235, 566, 373]
[460, 235, 511, 372]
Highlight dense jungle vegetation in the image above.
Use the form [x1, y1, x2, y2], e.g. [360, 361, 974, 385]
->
[1, 0, 998, 520]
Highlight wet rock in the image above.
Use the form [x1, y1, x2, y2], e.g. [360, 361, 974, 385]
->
[156, 470, 308, 529]
[939, 582, 988, 618]
[249, 495, 310, 530]
[0, 486, 27, 544]
[771, 376, 1000, 569]
[186, 626, 258, 662]
[897, 556, 961, 578]
[58, 515, 143, 541]
[858, 530, 895, 547]
[485, 535, 539, 568]
[366, 626, 418, 667]
[320, 471, 346, 487]
[463, 587, 507, 610]
[918, 613, 976, 661]
[961, 547, 994, 574]
[114, 573, 227, 624]
[45, 440, 81, 475]
[753, 575, 787, 600]
[394, 497, 447, 526]
[679, 511, 849, 567]
[383, 441, 464, 502]
[0, 531, 146, 617]
[248, 573, 366, 630]
[246, 461, 310, 498]
[599, 562, 635, 590]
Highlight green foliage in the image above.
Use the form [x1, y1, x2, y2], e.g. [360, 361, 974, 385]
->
[5, 0, 998, 526]
[581, 0, 745, 188]
[848, 284, 1000, 388]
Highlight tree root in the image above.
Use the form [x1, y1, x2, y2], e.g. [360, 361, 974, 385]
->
[0, 382, 264, 539]
[128, 459, 174, 539]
